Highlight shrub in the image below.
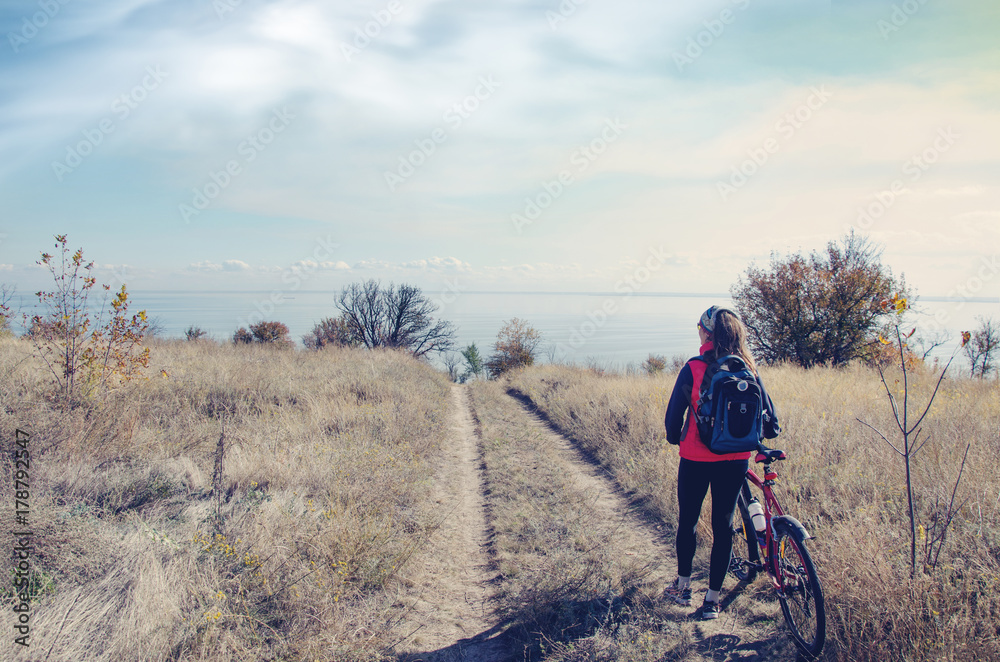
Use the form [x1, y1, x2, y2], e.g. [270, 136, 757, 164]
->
[668, 353, 688, 372]
[249, 321, 292, 347]
[302, 316, 357, 350]
[233, 328, 253, 345]
[233, 322, 292, 348]
[185, 326, 208, 342]
[485, 318, 541, 378]
[732, 231, 909, 367]
[641, 353, 666, 375]
[27, 235, 149, 404]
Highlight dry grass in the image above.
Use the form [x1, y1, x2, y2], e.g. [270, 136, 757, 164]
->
[4, 330, 997, 661]
[0, 336, 452, 662]
[508, 361, 1000, 661]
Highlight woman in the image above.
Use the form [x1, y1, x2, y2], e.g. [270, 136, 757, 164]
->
[662, 305, 780, 619]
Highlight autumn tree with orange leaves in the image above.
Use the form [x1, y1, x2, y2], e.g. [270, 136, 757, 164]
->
[27, 235, 149, 405]
[732, 231, 909, 368]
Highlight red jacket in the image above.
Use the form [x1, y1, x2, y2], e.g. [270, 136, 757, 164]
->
[664, 341, 779, 462]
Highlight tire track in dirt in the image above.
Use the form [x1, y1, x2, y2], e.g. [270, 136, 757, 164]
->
[504, 389, 675, 585]
[395, 384, 505, 662]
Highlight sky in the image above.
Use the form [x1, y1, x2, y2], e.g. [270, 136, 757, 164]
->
[1, 0, 999, 305]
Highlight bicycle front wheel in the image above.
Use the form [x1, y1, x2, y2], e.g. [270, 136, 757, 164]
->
[774, 524, 825, 659]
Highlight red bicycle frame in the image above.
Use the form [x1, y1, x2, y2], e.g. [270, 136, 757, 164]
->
[745, 461, 792, 591]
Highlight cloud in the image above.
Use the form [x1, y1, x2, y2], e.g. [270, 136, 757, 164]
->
[223, 259, 250, 271]
[187, 261, 223, 272]
[353, 259, 392, 270]
[291, 259, 318, 270]
[403, 256, 472, 270]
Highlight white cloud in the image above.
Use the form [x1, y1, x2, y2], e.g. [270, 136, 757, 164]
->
[188, 261, 223, 272]
[353, 259, 392, 270]
[223, 259, 250, 271]
[402, 256, 472, 270]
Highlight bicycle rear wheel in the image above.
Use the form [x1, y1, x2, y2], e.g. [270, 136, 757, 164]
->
[729, 484, 761, 582]
[774, 524, 825, 659]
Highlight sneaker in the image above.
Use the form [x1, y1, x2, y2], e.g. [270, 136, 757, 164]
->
[700, 599, 720, 620]
[662, 579, 692, 606]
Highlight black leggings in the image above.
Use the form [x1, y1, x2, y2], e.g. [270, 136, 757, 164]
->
[676, 457, 749, 591]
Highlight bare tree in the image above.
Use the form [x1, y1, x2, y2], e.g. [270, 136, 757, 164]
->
[963, 316, 999, 378]
[914, 327, 950, 362]
[335, 279, 456, 358]
[443, 352, 462, 382]
[856, 296, 972, 576]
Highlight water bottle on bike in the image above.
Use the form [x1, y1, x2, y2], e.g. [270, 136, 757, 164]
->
[747, 497, 767, 548]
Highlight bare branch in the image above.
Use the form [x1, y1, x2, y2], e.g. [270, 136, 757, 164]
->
[856, 417, 904, 456]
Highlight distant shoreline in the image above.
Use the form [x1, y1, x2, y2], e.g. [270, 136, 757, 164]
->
[125, 289, 999, 304]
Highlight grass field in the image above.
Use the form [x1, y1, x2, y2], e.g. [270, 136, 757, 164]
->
[0, 337, 452, 661]
[508, 361, 1000, 661]
[1, 334, 997, 661]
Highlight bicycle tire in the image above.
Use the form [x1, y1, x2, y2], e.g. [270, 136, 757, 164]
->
[729, 483, 761, 582]
[774, 523, 826, 659]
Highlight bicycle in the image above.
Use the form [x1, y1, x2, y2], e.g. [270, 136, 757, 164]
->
[729, 445, 826, 660]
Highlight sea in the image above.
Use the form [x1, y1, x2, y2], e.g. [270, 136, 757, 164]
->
[9, 289, 996, 371]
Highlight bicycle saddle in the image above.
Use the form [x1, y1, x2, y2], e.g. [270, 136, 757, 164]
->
[755, 447, 787, 463]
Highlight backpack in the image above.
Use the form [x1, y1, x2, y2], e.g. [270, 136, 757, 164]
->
[693, 354, 765, 454]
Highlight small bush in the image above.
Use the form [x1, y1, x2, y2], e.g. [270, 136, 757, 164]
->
[485, 318, 541, 378]
[27, 235, 150, 405]
[185, 326, 208, 342]
[233, 327, 253, 345]
[233, 322, 292, 347]
[668, 353, 688, 372]
[302, 316, 357, 350]
[249, 321, 292, 347]
[641, 353, 666, 375]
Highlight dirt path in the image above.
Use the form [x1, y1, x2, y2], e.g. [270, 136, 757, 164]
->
[395, 384, 504, 662]
[507, 391, 675, 586]
[399, 384, 787, 661]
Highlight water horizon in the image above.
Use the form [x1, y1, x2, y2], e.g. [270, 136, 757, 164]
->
[7, 289, 995, 370]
